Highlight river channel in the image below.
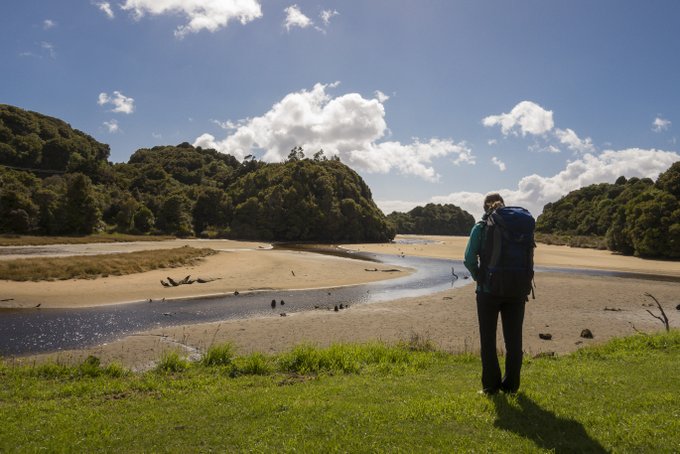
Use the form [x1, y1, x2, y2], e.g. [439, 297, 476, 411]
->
[0, 251, 471, 356]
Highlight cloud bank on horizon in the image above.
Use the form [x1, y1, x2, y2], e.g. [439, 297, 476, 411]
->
[428, 147, 679, 220]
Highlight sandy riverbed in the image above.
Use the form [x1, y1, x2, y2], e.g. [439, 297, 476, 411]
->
[3, 235, 679, 369]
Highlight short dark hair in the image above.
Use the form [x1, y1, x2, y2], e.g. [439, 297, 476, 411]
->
[483, 193, 505, 213]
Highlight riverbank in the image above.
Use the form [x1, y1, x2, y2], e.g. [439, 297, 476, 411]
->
[7, 235, 679, 369]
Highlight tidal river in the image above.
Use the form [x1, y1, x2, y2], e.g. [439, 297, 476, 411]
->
[0, 252, 470, 356]
[1, 247, 677, 357]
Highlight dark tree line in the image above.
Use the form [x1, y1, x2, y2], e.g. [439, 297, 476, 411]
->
[536, 161, 680, 258]
[386, 203, 475, 236]
[0, 104, 394, 242]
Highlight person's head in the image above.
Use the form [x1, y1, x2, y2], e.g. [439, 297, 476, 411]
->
[483, 193, 505, 214]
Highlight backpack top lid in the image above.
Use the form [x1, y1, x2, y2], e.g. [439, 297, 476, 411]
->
[488, 206, 535, 239]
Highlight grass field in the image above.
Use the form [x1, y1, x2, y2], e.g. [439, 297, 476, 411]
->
[0, 246, 216, 281]
[1, 331, 679, 452]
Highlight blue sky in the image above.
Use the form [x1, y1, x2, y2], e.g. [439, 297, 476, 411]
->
[2, 0, 679, 219]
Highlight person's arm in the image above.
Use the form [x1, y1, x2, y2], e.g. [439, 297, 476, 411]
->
[464, 223, 482, 281]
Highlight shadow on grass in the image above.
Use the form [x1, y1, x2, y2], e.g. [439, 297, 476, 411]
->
[492, 393, 607, 453]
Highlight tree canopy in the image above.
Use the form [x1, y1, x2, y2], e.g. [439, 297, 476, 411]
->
[386, 203, 475, 236]
[536, 162, 680, 258]
[0, 104, 112, 182]
[0, 105, 394, 243]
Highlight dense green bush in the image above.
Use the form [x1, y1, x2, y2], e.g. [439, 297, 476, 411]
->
[0, 105, 394, 243]
[386, 203, 475, 236]
[537, 162, 680, 258]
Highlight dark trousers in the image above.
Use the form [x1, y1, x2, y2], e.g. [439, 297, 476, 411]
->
[476, 292, 526, 393]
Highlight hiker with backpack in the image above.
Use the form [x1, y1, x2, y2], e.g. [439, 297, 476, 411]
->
[464, 193, 535, 395]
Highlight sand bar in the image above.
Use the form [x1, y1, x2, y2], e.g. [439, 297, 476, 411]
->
[0, 240, 411, 309]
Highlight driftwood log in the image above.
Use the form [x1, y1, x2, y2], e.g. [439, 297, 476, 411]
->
[644, 292, 670, 332]
[160, 276, 222, 287]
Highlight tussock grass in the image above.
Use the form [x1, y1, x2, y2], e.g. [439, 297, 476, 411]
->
[0, 233, 175, 247]
[0, 246, 216, 281]
[1, 332, 679, 452]
[200, 343, 236, 367]
[156, 351, 190, 373]
[535, 232, 608, 250]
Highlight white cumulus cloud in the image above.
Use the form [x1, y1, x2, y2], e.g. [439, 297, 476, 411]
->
[484, 100, 599, 155]
[194, 82, 475, 181]
[284, 4, 312, 31]
[320, 9, 339, 26]
[555, 128, 595, 154]
[374, 90, 390, 103]
[94, 2, 115, 19]
[491, 156, 506, 172]
[653, 116, 671, 132]
[528, 143, 561, 154]
[431, 148, 680, 220]
[120, 0, 262, 37]
[483, 101, 554, 136]
[103, 119, 119, 133]
[43, 19, 56, 29]
[98, 91, 135, 114]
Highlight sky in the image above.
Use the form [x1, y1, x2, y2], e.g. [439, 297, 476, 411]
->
[2, 0, 680, 220]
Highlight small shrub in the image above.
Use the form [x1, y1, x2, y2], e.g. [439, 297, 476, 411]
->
[104, 362, 127, 378]
[278, 344, 359, 375]
[156, 351, 190, 373]
[78, 355, 102, 377]
[31, 363, 72, 378]
[201, 343, 235, 367]
[233, 353, 272, 376]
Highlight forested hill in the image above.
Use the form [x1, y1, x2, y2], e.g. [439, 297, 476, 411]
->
[536, 161, 680, 258]
[0, 104, 112, 181]
[0, 104, 394, 242]
[387, 203, 475, 236]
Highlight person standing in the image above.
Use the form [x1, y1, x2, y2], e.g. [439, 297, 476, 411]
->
[464, 193, 534, 395]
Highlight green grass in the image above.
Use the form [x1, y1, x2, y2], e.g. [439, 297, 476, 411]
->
[2, 332, 680, 452]
[0, 233, 175, 247]
[0, 246, 216, 281]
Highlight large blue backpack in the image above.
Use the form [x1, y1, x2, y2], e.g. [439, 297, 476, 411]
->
[479, 206, 536, 299]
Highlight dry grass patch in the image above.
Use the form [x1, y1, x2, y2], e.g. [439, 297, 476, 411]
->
[535, 232, 607, 250]
[0, 233, 175, 247]
[0, 247, 216, 281]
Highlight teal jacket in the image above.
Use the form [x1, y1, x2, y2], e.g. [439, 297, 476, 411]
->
[464, 218, 490, 294]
